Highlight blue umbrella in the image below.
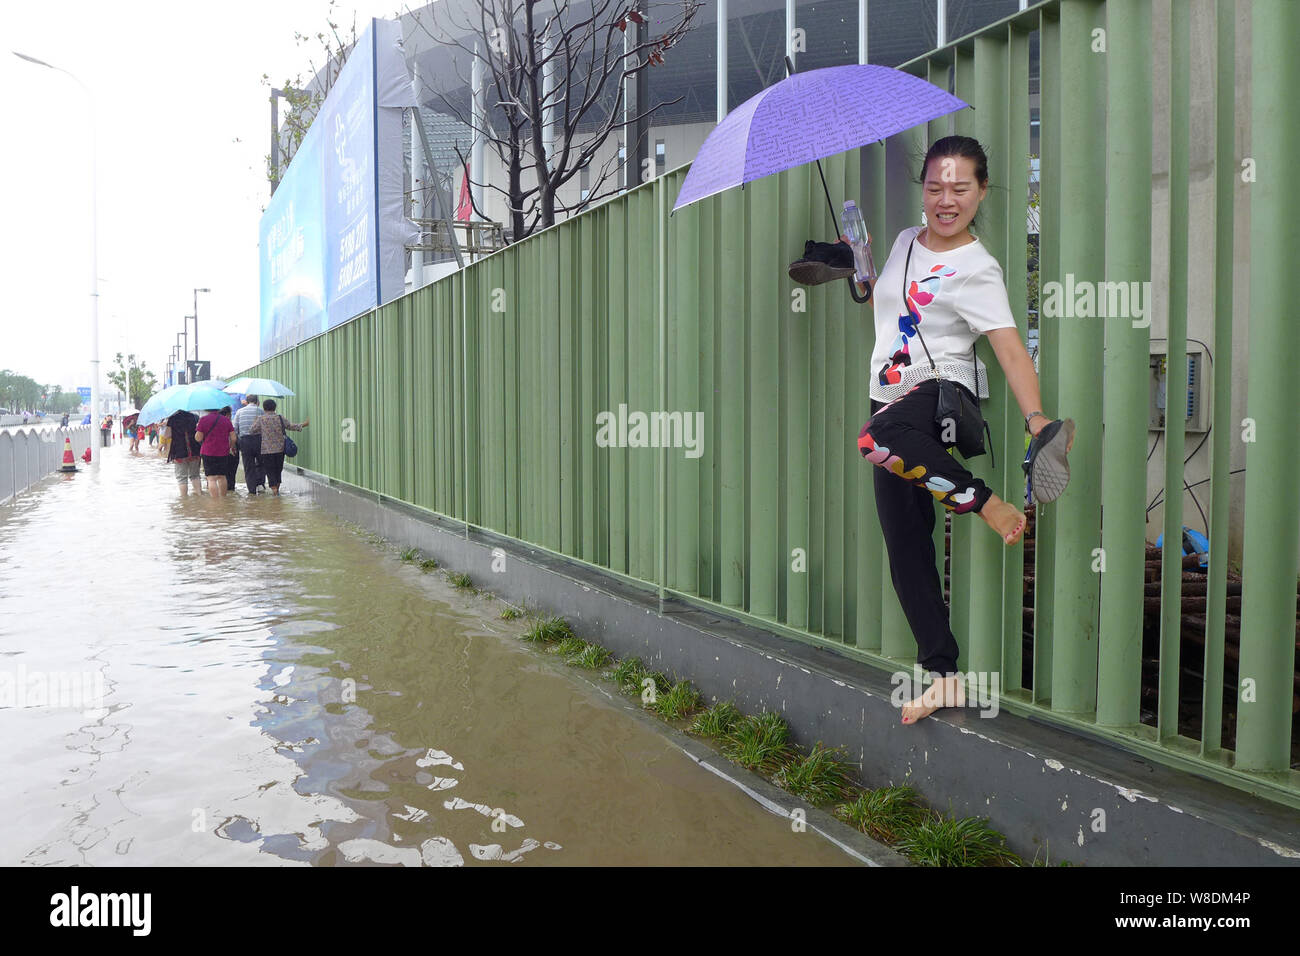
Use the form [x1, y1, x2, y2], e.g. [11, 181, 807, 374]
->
[673, 63, 968, 216]
[224, 376, 294, 397]
[138, 383, 234, 426]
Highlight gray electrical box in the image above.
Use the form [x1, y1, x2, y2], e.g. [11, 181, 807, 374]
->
[1149, 343, 1211, 433]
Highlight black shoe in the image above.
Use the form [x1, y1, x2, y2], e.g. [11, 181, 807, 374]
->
[789, 240, 856, 286]
[1023, 418, 1075, 504]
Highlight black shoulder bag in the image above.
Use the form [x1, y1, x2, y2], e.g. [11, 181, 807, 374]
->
[901, 236, 993, 466]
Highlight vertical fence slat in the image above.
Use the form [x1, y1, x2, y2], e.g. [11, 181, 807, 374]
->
[1097, 0, 1153, 728]
[1200, 0, 1237, 756]
[1158, 1, 1191, 740]
[1001, 20, 1032, 694]
[1034, 5, 1060, 705]
[783, 162, 813, 629]
[1237, 0, 1300, 773]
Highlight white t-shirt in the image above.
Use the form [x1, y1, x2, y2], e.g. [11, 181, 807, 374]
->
[868, 225, 1019, 403]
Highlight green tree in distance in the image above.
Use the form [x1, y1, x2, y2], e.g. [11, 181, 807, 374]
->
[106, 353, 158, 410]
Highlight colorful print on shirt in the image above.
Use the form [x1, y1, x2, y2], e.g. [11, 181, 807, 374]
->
[877, 263, 959, 387]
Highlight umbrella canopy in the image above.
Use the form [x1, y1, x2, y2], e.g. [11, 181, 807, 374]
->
[224, 376, 294, 397]
[673, 64, 968, 213]
[138, 383, 235, 426]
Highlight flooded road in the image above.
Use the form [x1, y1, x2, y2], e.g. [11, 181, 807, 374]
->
[0, 447, 854, 866]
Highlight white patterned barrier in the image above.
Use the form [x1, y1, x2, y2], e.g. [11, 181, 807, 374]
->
[0, 425, 91, 504]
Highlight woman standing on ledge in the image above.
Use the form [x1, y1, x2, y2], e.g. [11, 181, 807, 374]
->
[855, 135, 1074, 725]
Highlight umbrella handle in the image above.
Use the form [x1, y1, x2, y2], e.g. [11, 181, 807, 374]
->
[848, 276, 872, 304]
[784, 55, 843, 236]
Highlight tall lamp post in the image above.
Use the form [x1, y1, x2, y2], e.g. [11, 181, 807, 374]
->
[192, 288, 210, 370]
[175, 333, 185, 383]
[14, 51, 99, 463]
[183, 316, 194, 380]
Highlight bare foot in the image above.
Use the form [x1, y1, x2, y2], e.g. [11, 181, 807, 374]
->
[979, 494, 1027, 545]
[901, 676, 966, 724]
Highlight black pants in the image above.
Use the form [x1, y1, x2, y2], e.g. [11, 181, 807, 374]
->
[225, 452, 239, 490]
[865, 380, 994, 678]
[238, 435, 264, 492]
[261, 451, 286, 488]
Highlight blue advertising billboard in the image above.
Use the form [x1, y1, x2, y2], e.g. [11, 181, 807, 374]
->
[259, 18, 416, 361]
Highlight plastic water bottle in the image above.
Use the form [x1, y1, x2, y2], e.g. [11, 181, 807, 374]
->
[841, 200, 876, 283]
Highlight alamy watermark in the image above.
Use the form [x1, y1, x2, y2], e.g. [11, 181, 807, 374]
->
[890, 665, 1001, 718]
[595, 403, 704, 459]
[0, 665, 106, 717]
[1041, 274, 1152, 328]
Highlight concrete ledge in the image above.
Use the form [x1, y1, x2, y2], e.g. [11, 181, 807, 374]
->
[288, 468, 1300, 867]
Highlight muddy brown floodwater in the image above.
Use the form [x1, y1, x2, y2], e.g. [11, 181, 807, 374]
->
[0, 445, 856, 866]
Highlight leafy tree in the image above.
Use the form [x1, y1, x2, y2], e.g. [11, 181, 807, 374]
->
[415, 0, 702, 241]
[106, 353, 159, 410]
[262, 0, 365, 188]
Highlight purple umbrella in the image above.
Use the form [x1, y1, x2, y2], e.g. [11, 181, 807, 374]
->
[673, 62, 969, 217]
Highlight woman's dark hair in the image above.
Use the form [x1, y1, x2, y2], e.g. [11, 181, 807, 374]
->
[263, 399, 277, 413]
[220, 406, 231, 417]
[916, 135, 991, 231]
[919, 135, 989, 187]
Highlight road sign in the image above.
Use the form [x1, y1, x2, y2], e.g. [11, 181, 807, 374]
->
[187, 360, 210, 383]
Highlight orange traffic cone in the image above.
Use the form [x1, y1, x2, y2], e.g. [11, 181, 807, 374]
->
[60, 437, 78, 473]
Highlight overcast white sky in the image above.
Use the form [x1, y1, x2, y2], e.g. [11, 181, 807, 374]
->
[0, 0, 403, 393]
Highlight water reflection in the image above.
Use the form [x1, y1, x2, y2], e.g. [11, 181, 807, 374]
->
[0, 447, 857, 867]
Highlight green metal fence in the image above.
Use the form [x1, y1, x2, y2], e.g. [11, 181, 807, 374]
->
[241, 0, 1300, 808]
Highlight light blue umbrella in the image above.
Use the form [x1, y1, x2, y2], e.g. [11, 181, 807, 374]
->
[138, 383, 235, 426]
[224, 376, 294, 397]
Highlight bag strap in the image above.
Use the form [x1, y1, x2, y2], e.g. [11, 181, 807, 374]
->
[901, 237, 939, 374]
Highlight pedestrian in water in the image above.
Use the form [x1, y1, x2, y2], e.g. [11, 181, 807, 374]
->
[220, 406, 240, 495]
[194, 406, 236, 499]
[128, 418, 141, 453]
[233, 395, 265, 494]
[856, 135, 1074, 726]
[165, 409, 203, 496]
[100, 414, 112, 448]
[249, 399, 308, 496]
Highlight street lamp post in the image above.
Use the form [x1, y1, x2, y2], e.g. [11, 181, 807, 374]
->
[175, 333, 185, 383]
[14, 51, 99, 464]
[193, 288, 210, 368]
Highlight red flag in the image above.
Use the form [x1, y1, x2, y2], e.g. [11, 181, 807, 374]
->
[456, 162, 471, 221]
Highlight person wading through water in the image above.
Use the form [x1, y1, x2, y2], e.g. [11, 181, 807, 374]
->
[854, 135, 1074, 725]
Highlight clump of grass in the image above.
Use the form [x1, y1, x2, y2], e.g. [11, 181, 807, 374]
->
[689, 700, 744, 739]
[520, 615, 572, 644]
[400, 548, 419, 562]
[773, 742, 857, 806]
[835, 786, 930, 845]
[652, 680, 702, 720]
[893, 815, 1018, 867]
[721, 711, 795, 776]
[567, 643, 613, 670]
[611, 657, 648, 693]
[448, 571, 474, 589]
[609, 658, 672, 701]
[500, 606, 522, 620]
[555, 635, 588, 657]
[418, 558, 438, 572]
[1026, 843, 1073, 867]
